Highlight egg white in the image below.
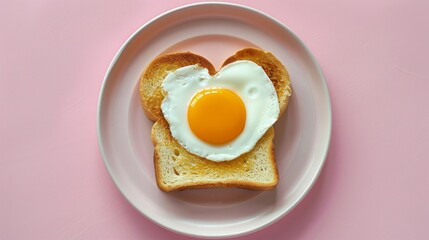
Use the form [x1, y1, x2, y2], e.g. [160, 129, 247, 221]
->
[161, 60, 279, 162]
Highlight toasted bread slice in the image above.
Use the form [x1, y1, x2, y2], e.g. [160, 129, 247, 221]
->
[152, 118, 278, 191]
[139, 49, 291, 191]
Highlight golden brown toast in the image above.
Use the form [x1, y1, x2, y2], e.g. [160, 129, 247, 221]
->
[152, 118, 278, 191]
[139, 48, 291, 191]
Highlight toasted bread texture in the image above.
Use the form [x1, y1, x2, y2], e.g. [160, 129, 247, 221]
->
[139, 48, 291, 191]
[152, 118, 278, 191]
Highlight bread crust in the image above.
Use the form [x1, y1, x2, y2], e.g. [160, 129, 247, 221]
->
[140, 49, 290, 191]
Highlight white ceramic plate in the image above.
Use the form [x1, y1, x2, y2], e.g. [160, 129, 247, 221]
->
[98, 2, 331, 239]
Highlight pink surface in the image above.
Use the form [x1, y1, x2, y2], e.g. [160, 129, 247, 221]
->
[1, 0, 428, 239]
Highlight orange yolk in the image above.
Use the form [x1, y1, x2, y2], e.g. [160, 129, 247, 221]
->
[188, 88, 246, 145]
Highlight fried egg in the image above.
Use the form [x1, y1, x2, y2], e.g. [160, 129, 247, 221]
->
[161, 60, 279, 162]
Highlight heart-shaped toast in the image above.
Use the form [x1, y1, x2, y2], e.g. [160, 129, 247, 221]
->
[139, 48, 291, 192]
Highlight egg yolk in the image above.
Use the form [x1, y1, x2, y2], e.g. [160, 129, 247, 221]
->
[188, 88, 246, 145]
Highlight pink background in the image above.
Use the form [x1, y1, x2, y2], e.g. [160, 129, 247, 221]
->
[1, 0, 429, 239]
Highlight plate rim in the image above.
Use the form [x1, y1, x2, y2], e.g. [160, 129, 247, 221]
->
[97, 2, 332, 238]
